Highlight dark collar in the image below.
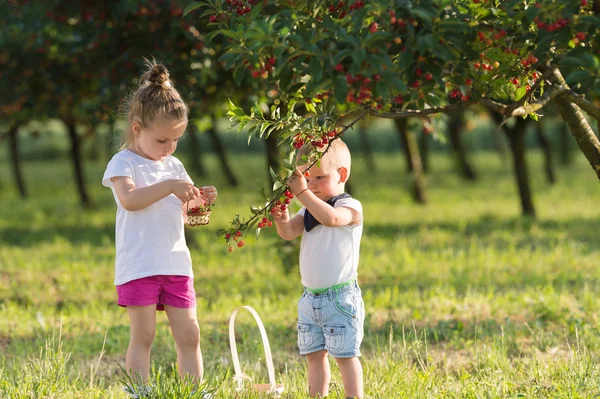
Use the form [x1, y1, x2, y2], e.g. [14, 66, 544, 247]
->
[304, 193, 352, 232]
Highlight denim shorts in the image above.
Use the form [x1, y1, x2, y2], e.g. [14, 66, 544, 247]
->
[297, 280, 365, 358]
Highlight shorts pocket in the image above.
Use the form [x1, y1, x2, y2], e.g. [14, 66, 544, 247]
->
[333, 291, 356, 319]
[297, 322, 313, 349]
[324, 325, 345, 352]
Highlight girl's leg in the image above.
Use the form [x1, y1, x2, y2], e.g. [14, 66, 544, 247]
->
[307, 349, 330, 398]
[126, 305, 157, 382]
[334, 357, 363, 399]
[164, 305, 203, 382]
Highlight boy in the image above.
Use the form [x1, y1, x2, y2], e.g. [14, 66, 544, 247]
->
[271, 138, 364, 399]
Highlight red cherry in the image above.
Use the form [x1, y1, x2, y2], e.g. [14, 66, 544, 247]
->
[237, 240, 245, 247]
[228, 246, 234, 252]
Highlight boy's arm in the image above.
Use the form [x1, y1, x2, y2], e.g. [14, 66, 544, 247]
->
[296, 190, 362, 227]
[272, 209, 304, 241]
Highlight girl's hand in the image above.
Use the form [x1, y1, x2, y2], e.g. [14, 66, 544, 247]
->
[199, 186, 218, 204]
[171, 180, 200, 203]
[287, 168, 307, 195]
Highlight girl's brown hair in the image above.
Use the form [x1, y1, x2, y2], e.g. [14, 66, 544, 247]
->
[120, 58, 189, 149]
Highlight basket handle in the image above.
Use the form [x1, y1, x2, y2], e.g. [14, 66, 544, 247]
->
[228, 306, 278, 393]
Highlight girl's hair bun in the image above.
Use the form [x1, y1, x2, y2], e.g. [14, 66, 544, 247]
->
[140, 59, 171, 90]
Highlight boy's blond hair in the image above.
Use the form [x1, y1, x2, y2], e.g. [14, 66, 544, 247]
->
[298, 138, 351, 175]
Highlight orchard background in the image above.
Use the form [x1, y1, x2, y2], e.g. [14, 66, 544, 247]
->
[1, 0, 600, 397]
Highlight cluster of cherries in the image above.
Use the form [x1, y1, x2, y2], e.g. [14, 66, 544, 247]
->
[270, 189, 295, 213]
[225, 230, 244, 251]
[293, 129, 338, 149]
[248, 57, 276, 79]
[327, 0, 365, 18]
[187, 205, 210, 215]
[224, 0, 259, 16]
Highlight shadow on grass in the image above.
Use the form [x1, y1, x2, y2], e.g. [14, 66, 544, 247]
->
[366, 214, 600, 253]
[0, 224, 116, 247]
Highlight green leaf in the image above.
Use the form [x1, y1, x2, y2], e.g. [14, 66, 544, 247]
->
[233, 64, 246, 86]
[352, 47, 366, 67]
[269, 166, 281, 183]
[438, 19, 469, 31]
[309, 57, 323, 85]
[514, 86, 527, 101]
[284, 159, 295, 171]
[560, 57, 586, 68]
[410, 8, 432, 22]
[334, 75, 349, 104]
[183, 2, 204, 17]
[398, 51, 413, 72]
[333, 49, 352, 65]
[375, 81, 390, 101]
[565, 70, 592, 87]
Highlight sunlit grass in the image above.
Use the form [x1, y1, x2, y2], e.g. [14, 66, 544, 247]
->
[1, 149, 600, 397]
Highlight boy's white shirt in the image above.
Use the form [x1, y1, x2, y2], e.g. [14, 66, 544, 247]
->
[102, 150, 193, 285]
[297, 197, 363, 289]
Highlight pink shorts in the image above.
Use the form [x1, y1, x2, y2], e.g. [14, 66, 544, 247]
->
[116, 275, 196, 311]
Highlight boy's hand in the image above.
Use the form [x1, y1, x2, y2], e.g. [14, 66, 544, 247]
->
[199, 185, 218, 204]
[171, 180, 200, 203]
[271, 206, 290, 223]
[287, 168, 307, 195]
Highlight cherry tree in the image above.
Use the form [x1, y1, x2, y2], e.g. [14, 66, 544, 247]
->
[184, 0, 600, 249]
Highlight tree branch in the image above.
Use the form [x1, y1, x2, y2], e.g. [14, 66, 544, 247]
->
[560, 90, 600, 122]
[511, 85, 567, 117]
[370, 102, 473, 119]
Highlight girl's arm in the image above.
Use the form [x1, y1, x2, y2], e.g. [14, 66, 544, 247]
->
[112, 176, 199, 211]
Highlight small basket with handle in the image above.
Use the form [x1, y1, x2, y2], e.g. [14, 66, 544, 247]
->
[229, 305, 285, 397]
[186, 202, 211, 227]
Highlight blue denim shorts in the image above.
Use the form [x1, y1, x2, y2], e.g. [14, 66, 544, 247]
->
[297, 280, 365, 358]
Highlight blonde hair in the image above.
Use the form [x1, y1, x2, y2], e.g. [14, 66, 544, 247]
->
[120, 58, 188, 149]
[298, 138, 352, 175]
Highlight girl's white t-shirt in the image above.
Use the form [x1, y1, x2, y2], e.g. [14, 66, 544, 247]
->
[297, 198, 363, 289]
[102, 150, 193, 285]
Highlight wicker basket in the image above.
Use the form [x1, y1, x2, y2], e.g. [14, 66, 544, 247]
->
[229, 306, 285, 397]
[187, 203, 211, 227]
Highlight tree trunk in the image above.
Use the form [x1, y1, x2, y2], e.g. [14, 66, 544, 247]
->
[395, 118, 427, 204]
[64, 119, 93, 209]
[447, 112, 477, 180]
[187, 121, 205, 178]
[555, 97, 600, 178]
[418, 130, 430, 174]
[357, 121, 376, 172]
[492, 114, 535, 217]
[535, 122, 557, 184]
[207, 114, 238, 187]
[545, 65, 600, 178]
[492, 125, 508, 164]
[86, 123, 100, 162]
[7, 123, 27, 198]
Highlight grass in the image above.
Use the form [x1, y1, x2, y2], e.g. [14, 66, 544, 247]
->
[1, 148, 600, 398]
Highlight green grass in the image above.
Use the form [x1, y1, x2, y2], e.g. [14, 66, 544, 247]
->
[1, 149, 600, 398]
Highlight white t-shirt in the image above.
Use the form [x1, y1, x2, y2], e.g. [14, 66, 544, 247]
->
[102, 150, 193, 285]
[297, 197, 363, 289]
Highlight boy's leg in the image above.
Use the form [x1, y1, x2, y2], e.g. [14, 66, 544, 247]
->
[334, 356, 363, 399]
[307, 349, 331, 398]
[126, 305, 157, 381]
[164, 305, 203, 382]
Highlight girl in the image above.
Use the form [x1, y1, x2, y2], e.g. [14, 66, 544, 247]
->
[102, 59, 217, 389]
